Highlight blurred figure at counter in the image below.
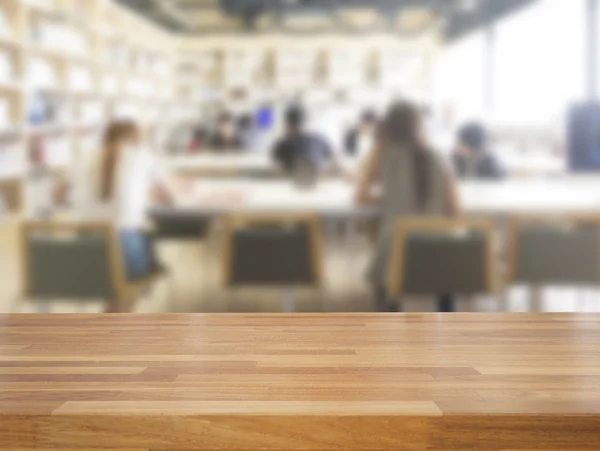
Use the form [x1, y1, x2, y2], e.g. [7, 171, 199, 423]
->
[356, 100, 460, 313]
[272, 105, 334, 176]
[237, 114, 258, 151]
[344, 109, 378, 158]
[189, 124, 209, 153]
[208, 113, 244, 151]
[452, 122, 506, 180]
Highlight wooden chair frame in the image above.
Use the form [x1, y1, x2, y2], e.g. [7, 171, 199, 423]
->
[0, 177, 23, 212]
[387, 218, 496, 297]
[506, 214, 600, 286]
[221, 213, 325, 289]
[19, 220, 131, 312]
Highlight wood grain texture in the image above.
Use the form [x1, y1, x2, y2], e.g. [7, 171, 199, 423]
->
[0, 313, 599, 450]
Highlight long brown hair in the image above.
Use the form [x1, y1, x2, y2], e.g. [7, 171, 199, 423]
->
[377, 101, 431, 209]
[99, 120, 139, 201]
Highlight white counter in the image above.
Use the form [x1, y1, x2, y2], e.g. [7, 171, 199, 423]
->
[157, 177, 600, 217]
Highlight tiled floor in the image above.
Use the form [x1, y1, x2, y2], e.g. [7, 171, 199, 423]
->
[2, 218, 600, 314]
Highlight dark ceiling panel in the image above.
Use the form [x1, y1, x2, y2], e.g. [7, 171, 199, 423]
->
[446, 0, 537, 41]
[115, 0, 538, 41]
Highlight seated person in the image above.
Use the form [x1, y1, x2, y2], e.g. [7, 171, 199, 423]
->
[189, 125, 209, 152]
[355, 100, 461, 312]
[237, 114, 256, 151]
[71, 120, 188, 312]
[272, 106, 334, 175]
[25, 138, 55, 219]
[345, 109, 378, 158]
[452, 122, 505, 180]
[207, 113, 243, 151]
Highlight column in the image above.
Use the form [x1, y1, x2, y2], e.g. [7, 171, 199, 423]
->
[586, 0, 598, 100]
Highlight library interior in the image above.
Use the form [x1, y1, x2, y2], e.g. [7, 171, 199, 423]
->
[0, 0, 600, 450]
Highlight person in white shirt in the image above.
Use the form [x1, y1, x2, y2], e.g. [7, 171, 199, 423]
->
[76, 120, 177, 311]
[25, 138, 54, 219]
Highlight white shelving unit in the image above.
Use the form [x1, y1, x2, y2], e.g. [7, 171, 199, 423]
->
[275, 48, 319, 90]
[0, 4, 438, 211]
[174, 37, 436, 124]
[0, 0, 177, 211]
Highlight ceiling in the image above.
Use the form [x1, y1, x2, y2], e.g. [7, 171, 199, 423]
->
[116, 0, 536, 41]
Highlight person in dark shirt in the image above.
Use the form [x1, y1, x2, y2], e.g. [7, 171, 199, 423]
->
[208, 113, 243, 151]
[272, 106, 334, 174]
[452, 122, 505, 180]
[345, 110, 378, 157]
[189, 125, 209, 152]
[237, 114, 256, 151]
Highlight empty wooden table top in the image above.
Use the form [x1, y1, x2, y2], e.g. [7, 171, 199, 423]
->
[1, 313, 599, 451]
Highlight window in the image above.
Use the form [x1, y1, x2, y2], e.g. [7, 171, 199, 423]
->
[435, 31, 486, 123]
[493, 0, 586, 127]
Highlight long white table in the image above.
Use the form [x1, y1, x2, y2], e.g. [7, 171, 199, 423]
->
[151, 177, 600, 220]
[165, 153, 365, 178]
[166, 154, 276, 176]
[165, 150, 566, 179]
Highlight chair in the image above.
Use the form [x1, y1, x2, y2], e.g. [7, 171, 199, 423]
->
[506, 215, 600, 310]
[149, 214, 213, 299]
[0, 178, 22, 212]
[17, 220, 157, 313]
[387, 218, 496, 306]
[151, 215, 211, 242]
[221, 213, 324, 312]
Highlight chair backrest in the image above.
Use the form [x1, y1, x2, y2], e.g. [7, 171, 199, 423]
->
[388, 218, 495, 296]
[507, 215, 600, 286]
[222, 214, 324, 288]
[0, 178, 22, 212]
[152, 215, 211, 241]
[20, 221, 127, 301]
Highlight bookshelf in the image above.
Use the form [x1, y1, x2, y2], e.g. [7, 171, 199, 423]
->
[0, 0, 178, 212]
[0, 1, 438, 213]
[174, 35, 437, 125]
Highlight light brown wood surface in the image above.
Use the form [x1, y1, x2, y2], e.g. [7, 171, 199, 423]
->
[0, 314, 599, 450]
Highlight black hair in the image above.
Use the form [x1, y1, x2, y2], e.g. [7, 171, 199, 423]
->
[238, 114, 253, 129]
[458, 122, 487, 153]
[378, 100, 431, 209]
[285, 106, 305, 130]
[219, 112, 234, 124]
[361, 109, 377, 125]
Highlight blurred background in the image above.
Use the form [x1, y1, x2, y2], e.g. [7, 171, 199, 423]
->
[2, 0, 600, 314]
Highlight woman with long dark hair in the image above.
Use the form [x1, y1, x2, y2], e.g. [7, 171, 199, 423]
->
[97, 121, 177, 285]
[69, 120, 181, 312]
[355, 100, 461, 312]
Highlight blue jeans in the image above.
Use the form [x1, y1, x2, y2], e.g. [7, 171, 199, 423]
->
[119, 230, 153, 281]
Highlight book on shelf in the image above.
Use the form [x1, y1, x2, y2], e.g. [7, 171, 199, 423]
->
[26, 91, 73, 134]
[69, 65, 94, 92]
[29, 17, 88, 57]
[28, 57, 59, 88]
[0, 51, 16, 85]
[21, 0, 59, 9]
[0, 96, 12, 130]
[0, 8, 12, 41]
[0, 137, 26, 179]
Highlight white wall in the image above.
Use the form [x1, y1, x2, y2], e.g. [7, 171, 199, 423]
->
[434, 31, 486, 124]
